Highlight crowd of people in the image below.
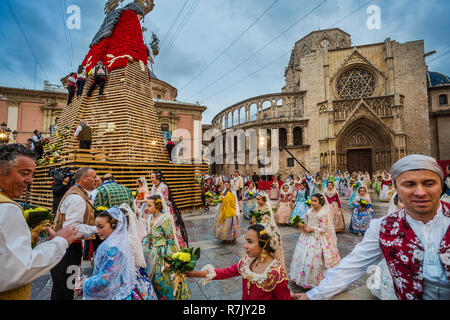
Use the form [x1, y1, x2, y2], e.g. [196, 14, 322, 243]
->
[0, 142, 449, 300]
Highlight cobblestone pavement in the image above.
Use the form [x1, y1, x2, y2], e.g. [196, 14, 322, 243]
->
[31, 191, 388, 300]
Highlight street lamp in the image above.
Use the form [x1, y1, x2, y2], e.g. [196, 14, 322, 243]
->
[0, 122, 12, 144]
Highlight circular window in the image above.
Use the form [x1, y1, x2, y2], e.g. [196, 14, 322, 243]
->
[336, 67, 376, 99]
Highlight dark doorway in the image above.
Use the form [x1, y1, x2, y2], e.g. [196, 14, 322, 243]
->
[347, 149, 372, 174]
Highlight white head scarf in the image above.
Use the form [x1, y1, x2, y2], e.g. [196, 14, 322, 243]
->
[391, 154, 444, 186]
[120, 203, 146, 270]
[84, 206, 135, 300]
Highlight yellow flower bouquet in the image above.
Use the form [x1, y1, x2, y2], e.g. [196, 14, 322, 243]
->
[164, 247, 201, 300]
[24, 206, 54, 248]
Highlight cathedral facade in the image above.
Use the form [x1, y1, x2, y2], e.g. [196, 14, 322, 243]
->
[210, 28, 450, 176]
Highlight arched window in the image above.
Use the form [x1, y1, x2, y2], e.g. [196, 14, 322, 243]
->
[279, 128, 287, 147]
[439, 94, 448, 105]
[293, 127, 302, 146]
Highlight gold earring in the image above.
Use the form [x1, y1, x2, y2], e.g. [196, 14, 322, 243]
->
[259, 249, 268, 263]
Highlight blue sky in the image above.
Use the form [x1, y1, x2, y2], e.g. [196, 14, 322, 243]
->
[0, 0, 449, 124]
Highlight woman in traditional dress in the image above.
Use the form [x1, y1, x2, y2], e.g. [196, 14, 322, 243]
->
[213, 180, 241, 243]
[349, 186, 374, 235]
[135, 177, 150, 209]
[324, 181, 345, 232]
[290, 182, 310, 221]
[338, 173, 346, 197]
[142, 195, 191, 300]
[379, 171, 393, 202]
[274, 184, 293, 225]
[347, 180, 360, 208]
[373, 173, 382, 198]
[80, 207, 157, 300]
[289, 193, 340, 289]
[312, 175, 321, 194]
[269, 179, 280, 201]
[242, 182, 258, 220]
[186, 218, 291, 300]
[150, 170, 188, 248]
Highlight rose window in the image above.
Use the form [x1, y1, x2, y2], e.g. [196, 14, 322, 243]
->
[336, 68, 376, 99]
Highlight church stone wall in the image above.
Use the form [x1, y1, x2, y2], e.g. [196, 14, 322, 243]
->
[391, 40, 431, 156]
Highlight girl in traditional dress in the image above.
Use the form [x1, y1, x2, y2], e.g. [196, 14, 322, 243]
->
[290, 182, 310, 221]
[269, 179, 280, 200]
[349, 186, 374, 235]
[150, 170, 188, 248]
[186, 218, 291, 300]
[379, 172, 393, 202]
[324, 181, 345, 232]
[344, 176, 353, 198]
[80, 207, 157, 300]
[289, 193, 340, 289]
[275, 184, 293, 225]
[242, 182, 258, 220]
[142, 195, 191, 300]
[213, 180, 241, 243]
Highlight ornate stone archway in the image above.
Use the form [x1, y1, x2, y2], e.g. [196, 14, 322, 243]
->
[336, 114, 394, 173]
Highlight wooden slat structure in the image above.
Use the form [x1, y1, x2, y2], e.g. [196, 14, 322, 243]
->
[26, 60, 208, 210]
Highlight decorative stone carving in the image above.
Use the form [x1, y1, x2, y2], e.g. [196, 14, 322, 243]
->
[336, 67, 376, 99]
[348, 132, 371, 147]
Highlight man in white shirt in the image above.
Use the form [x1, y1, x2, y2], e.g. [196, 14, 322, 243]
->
[50, 167, 98, 300]
[293, 154, 449, 300]
[0, 144, 80, 300]
[233, 171, 244, 201]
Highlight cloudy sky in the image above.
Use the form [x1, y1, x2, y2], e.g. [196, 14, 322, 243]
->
[0, 0, 449, 124]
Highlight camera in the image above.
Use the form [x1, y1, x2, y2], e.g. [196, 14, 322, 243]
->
[49, 167, 76, 181]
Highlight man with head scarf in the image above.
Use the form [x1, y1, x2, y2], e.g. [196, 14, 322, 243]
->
[293, 154, 450, 300]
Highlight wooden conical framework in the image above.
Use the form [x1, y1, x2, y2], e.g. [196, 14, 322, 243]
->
[52, 61, 167, 162]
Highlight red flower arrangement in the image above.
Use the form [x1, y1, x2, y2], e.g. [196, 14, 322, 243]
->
[81, 10, 148, 75]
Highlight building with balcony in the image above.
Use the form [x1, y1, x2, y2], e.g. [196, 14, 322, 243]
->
[210, 28, 450, 176]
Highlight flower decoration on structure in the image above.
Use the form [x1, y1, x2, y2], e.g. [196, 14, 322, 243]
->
[36, 126, 71, 166]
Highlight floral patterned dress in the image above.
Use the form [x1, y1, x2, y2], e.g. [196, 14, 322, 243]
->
[324, 190, 345, 232]
[142, 212, 191, 300]
[349, 195, 374, 234]
[242, 189, 257, 220]
[289, 207, 341, 289]
[275, 191, 293, 224]
[290, 189, 309, 221]
[213, 191, 241, 241]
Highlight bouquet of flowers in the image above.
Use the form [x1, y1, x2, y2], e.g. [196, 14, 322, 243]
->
[164, 247, 201, 300]
[205, 192, 213, 198]
[358, 199, 371, 210]
[290, 215, 306, 227]
[352, 184, 358, 189]
[132, 191, 137, 197]
[23, 206, 54, 248]
[249, 209, 271, 224]
[305, 199, 312, 207]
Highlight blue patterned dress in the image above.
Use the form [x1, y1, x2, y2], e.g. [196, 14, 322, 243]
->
[290, 189, 309, 221]
[242, 190, 257, 220]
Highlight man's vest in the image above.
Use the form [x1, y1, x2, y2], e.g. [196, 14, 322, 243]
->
[53, 185, 95, 240]
[0, 192, 32, 300]
[77, 124, 92, 141]
[379, 201, 450, 300]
